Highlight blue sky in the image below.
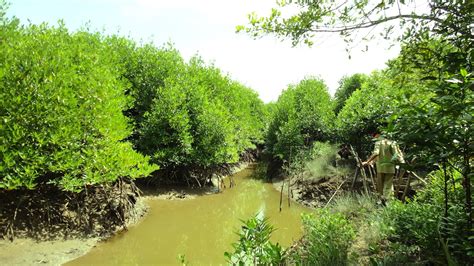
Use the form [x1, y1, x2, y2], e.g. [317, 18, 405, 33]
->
[7, 0, 400, 102]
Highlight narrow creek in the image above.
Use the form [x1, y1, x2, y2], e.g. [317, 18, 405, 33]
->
[67, 164, 311, 265]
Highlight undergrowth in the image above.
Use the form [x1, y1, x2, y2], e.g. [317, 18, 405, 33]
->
[227, 166, 472, 265]
[286, 141, 352, 182]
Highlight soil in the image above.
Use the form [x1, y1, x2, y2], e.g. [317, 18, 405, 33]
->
[0, 237, 98, 265]
[273, 175, 351, 208]
[0, 177, 148, 265]
[0, 195, 149, 266]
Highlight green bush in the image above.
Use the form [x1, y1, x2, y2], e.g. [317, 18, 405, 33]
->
[380, 167, 473, 264]
[334, 73, 367, 115]
[225, 215, 284, 265]
[291, 210, 355, 265]
[415, 167, 472, 262]
[384, 200, 441, 255]
[335, 71, 400, 155]
[135, 56, 266, 169]
[0, 20, 157, 191]
[266, 78, 335, 161]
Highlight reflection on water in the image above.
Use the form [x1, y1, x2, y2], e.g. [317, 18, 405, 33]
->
[67, 164, 310, 265]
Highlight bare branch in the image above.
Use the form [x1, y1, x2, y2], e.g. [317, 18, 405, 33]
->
[308, 14, 443, 33]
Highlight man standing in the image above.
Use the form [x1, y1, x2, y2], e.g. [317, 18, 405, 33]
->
[362, 133, 404, 202]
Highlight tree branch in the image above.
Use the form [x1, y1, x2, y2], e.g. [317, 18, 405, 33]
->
[308, 14, 443, 33]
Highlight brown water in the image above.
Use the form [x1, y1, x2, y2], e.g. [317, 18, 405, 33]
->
[67, 165, 310, 265]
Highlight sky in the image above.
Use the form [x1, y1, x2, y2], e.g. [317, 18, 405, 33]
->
[7, 0, 400, 103]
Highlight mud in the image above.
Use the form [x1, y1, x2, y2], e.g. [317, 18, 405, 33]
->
[273, 175, 351, 209]
[0, 237, 98, 265]
[0, 177, 148, 265]
[0, 177, 145, 241]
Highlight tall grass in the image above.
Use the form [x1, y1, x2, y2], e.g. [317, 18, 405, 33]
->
[287, 141, 352, 182]
[329, 193, 378, 219]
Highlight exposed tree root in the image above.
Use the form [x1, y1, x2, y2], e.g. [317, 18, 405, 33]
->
[0, 177, 144, 241]
[139, 149, 259, 187]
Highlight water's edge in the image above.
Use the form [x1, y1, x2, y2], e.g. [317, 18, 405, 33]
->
[67, 164, 310, 265]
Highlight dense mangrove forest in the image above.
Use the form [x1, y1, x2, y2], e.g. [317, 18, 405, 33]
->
[1, 0, 473, 265]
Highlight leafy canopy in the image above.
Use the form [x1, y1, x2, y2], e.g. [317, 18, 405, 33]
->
[266, 78, 334, 161]
[0, 18, 157, 191]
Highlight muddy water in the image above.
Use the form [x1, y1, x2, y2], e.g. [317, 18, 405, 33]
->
[67, 165, 310, 265]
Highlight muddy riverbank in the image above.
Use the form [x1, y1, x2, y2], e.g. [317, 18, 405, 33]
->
[0, 237, 98, 265]
[0, 163, 253, 265]
[272, 175, 350, 208]
[0, 196, 148, 266]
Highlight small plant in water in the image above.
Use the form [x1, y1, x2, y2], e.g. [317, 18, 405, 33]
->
[177, 254, 188, 265]
[225, 215, 284, 265]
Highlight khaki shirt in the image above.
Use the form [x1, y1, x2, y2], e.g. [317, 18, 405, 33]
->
[372, 138, 404, 174]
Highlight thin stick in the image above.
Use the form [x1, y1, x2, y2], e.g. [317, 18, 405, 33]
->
[349, 145, 359, 189]
[367, 165, 377, 190]
[288, 146, 292, 208]
[194, 175, 202, 188]
[351, 168, 359, 189]
[401, 172, 412, 202]
[324, 179, 346, 208]
[287, 175, 291, 207]
[349, 145, 367, 193]
[279, 180, 284, 212]
[360, 165, 369, 194]
[395, 168, 405, 198]
[370, 165, 378, 190]
[409, 171, 427, 184]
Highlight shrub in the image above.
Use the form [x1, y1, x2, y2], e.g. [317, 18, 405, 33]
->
[383, 200, 441, 257]
[291, 210, 355, 265]
[224, 215, 284, 265]
[136, 56, 266, 169]
[368, 167, 473, 264]
[334, 73, 368, 115]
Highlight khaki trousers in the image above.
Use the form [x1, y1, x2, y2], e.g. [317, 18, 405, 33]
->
[377, 172, 394, 200]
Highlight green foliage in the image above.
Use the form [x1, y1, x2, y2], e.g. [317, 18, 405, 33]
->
[106, 34, 267, 172]
[0, 19, 157, 191]
[0, 5, 266, 189]
[237, 0, 473, 51]
[389, 39, 473, 168]
[134, 56, 266, 169]
[378, 167, 473, 264]
[334, 73, 367, 115]
[417, 167, 473, 262]
[286, 141, 350, 182]
[387, 35, 473, 240]
[291, 210, 355, 265]
[335, 71, 407, 155]
[266, 78, 334, 161]
[225, 215, 284, 265]
[384, 200, 441, 257]
[112, 40, 185, 127]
